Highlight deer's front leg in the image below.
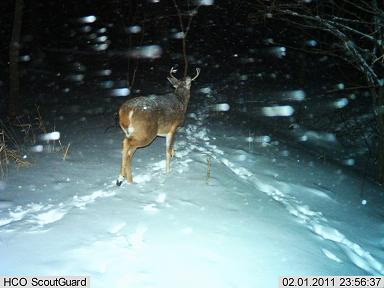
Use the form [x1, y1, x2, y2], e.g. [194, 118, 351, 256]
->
[166, 131, 176, 173]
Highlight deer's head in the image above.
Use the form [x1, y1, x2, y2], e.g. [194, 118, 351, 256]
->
[167, 67, 200, 91]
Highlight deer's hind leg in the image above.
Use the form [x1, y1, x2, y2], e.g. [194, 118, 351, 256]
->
[117, 137, 137, 185]
[117, 114, 158, 186]
[124, 145, 137, 184]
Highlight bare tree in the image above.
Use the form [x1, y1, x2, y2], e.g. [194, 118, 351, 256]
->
[124, 0, 146, 90]
[8, 0, 24, 119]
[251, 0, 384, 182]
[172, 0, 200, 77]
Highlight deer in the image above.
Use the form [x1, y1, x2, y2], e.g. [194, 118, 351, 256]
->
[116, 67, 200, 186]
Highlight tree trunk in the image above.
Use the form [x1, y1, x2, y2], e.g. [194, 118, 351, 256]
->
[371, 0, 384, 184]
[376, 86, 384, 184]
[8, 0, 24, 119]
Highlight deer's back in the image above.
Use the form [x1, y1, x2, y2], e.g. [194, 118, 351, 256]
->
[119, 93, 185, 135]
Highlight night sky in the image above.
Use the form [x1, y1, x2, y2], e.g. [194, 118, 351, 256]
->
[0, 0, 332, 105]
[0, 0, 381, 175]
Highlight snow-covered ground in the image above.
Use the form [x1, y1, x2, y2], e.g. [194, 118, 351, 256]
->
[1, 88, 383, 288]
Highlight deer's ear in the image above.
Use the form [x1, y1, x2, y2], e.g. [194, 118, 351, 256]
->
[167, 77, 179, 88]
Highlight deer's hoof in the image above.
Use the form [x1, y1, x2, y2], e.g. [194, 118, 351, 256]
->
[116, 175, 125, 186]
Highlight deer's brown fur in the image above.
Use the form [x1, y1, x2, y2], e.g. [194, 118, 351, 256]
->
[116, 67, 200, 185]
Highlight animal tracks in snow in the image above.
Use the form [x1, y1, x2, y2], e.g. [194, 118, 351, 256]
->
[0, 189, 116, 231]
[184, 116, 384, 275]
[218, 155, 384, 275]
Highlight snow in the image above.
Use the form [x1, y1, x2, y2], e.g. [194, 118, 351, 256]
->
[269, 47, 287, 58]
[39, 131, 60, 141]
[66, 74, 84, 82]
[283, 90, 306, 101]
[1, 92, 383, 287]
[196, 0, 215, 6]
[95, 69, 112, 76]
[95, 36, 108, 43]
[79, 25, 92, 33]
[306, 40, 318, 47]
[78, 15, 97, 24]
[110, 88, 131, 97]
[126, 25, 142, 34]
[211, 103, 230, 111]
[128, 45, 163, 59]
[333, 98, 349, 109]
[172, 32, 185, 39]
[93, 43, 109, 51]
[31, 145, 44, 153]
[262, 105, 295, 117]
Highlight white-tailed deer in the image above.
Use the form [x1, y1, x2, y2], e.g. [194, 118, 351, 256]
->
[116, 67, 200, 186]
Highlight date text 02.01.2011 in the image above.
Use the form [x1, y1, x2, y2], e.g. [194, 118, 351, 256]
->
[279, 276, 384, 288]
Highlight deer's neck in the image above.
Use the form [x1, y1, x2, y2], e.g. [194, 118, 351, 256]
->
[175, 87, 191, 112]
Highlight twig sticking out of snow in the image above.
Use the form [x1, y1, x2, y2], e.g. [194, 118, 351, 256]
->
[63, 143, 71, 161]
[206, 155, 212, 184]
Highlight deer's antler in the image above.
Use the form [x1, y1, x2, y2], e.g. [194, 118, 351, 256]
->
[169, 66, 178, 80]
[191, 68, 200, 81]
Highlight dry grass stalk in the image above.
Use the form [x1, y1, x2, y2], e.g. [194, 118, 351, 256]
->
[35, 105, 47, 134]
[206, 156, 212, 184]
[15, 106, 66, 154]
[62, 143, 71, 161]
[0, 134, 6, 178]
[0, 107, 69, 179]
[0, 130, 30, 179]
